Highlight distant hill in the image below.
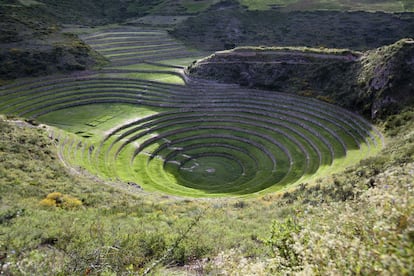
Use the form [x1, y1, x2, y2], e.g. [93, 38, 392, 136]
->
[171, 5, 414, 51]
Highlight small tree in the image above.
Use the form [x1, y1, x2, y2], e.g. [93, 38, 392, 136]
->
[263, 216, 302, 268]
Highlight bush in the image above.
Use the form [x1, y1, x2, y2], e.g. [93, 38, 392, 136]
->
[262, 217, 303, 270]
[39, 192, 82, 209]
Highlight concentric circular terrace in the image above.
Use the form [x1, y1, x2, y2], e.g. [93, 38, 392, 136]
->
[0, 27, 383, 197]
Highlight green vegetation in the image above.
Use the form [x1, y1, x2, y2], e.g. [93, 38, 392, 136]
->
[263, 216, 302, 269]
[17, 0, 43, 6]
[0, 26, 382, 197]
[0, 0, 413, 274]
[240, 0, 297, 10]
[37, 104, 160, 138]
[79, 26, 205, 67]
[0, 107, 412, 274]
[0, 30, 383, 196]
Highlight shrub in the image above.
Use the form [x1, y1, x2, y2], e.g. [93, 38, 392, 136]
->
[39, 198, 56, 207]
[46, 192, 63, 201]
[39, 192, 82, 209]
[62, 195, 83, 209]
[262, 217, 303, 270]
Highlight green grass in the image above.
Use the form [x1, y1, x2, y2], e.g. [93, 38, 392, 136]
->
[0, 25, 385, 198]
[67, 103, 381, 197]
[125, 72, 185, 84]
[0, 110, 412, 274]
[17, 0, 44, 6]
[240, 0, 297, 10]
[37, 104, 161, 141]
[0, 10, 410, 265]
[110, 63, 181, 71]
[97, 44, 181, 52]
[180, 0, 221, 13]
[0, 65, 382, 198]
[104, 47, 186, 58]
[160, 56, 207, 66]
[0, 2, 413, 275]
[79, 26, 206, 69]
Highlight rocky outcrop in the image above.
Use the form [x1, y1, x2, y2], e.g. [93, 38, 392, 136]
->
[358, 39, 414, 118]
[187, 39, 414, 119]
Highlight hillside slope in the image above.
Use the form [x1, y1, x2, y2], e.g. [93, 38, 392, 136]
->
[171, 4, 414, 51]
[0, 1, 413, 274]
[0, 108, 413, 275]
[187, 39, 414, 119]
[0, 3, 106, 80]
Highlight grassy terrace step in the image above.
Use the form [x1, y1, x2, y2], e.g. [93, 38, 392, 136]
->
[92, 88, 380, 196]
[98, 44, 185, 55]
[108, 53, 201, 66]
[108, 112, 324, 167]
[85, 38, 176, 47]
[80, 27, 206, 66]
[99, 112, 340, 193]
[83, 33, 167, 40]
[102, 103, 354, 150]
[0, 74, 190, 97]
[90, 40, 181, 49]
[104, 46, 189, 58]
[1, 74, 376, 151]
[0, 73, 371, 141]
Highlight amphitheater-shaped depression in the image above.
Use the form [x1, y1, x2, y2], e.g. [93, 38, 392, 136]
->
[0, 27, 383, 197]
[102, 85, 383, 196]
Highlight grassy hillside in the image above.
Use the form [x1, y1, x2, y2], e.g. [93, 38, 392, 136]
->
[0, 27, 413, 274]
[0, 0, 413, 274]
[0, 108, 413, 274]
